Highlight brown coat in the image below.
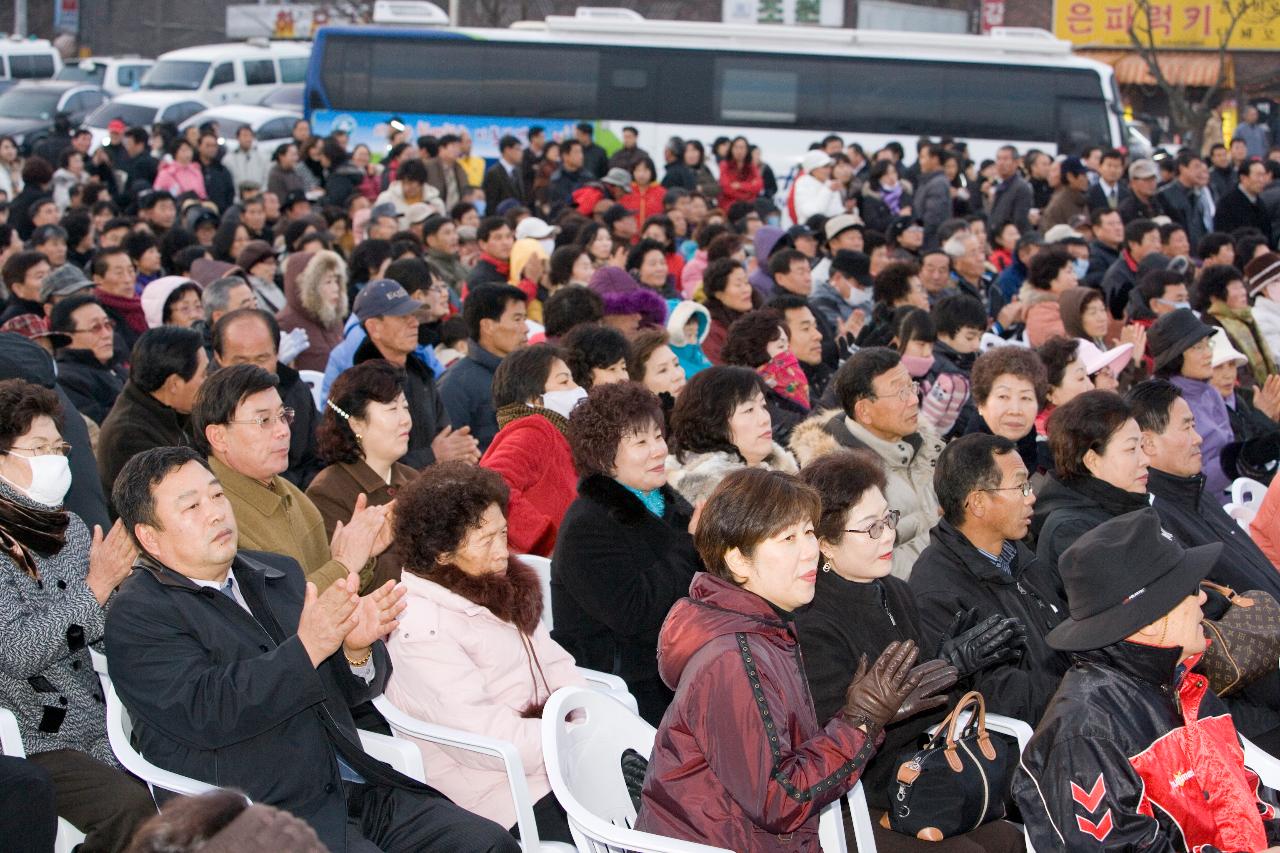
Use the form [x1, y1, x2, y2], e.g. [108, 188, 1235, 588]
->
[275, 250, 349, 373]
[306, 459, 417, 594]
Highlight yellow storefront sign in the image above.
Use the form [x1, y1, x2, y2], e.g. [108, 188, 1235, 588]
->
[1052, 0, 1280, 50]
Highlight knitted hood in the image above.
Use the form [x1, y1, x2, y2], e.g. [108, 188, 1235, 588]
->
[140, 276, 201, 329]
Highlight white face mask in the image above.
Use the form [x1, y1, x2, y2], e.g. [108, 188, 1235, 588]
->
[4, 453, 72, 508]
[541, 387, 588, 420]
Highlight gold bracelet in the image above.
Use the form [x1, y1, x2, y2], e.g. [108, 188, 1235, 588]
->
[345, 648, 372, 668]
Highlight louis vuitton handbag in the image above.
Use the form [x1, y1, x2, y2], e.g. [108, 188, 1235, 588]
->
[1198, 580, 1280, 696]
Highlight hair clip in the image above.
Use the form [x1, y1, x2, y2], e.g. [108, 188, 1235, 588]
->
[326, 398, 351, 420]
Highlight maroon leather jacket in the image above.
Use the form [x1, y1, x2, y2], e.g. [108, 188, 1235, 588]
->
[636, 573, 881, 852]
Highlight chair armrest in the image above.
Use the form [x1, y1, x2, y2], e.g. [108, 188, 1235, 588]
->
[358, 729, 425, 783]
[105, 683, 222, 798]
[0, 707, 25, 757]
[577, 666, 640, 714]
[984, 712, 1034, 752]
[844, 781, 878, 853]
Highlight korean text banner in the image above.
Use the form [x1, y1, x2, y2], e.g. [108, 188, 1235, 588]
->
[1053, 0, 1280, 50]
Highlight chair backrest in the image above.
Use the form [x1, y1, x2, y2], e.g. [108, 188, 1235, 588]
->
[1232, 477, 1267, 509]
[298, 369, 324, 410]
[0, 706, 24, 756]
[1224, 501, 1256, 531]
[519, 554, 554, 630]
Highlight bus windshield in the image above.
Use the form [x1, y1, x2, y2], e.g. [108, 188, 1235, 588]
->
[143, 60, 209, 91]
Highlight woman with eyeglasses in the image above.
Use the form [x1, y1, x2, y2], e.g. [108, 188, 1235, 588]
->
[308, 361, 417, 594]
[0, 378, 156, 850]
[795, 450, 1025, 853]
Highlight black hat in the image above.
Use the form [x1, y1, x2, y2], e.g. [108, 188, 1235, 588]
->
[786, 224, 815, 242]
[1147, 308, 1215, 371]
[887, 215, 924, 241]
[602, 204, 635, 228]
[1047, 508, 1219, 651]
[830, 250, 872, 290]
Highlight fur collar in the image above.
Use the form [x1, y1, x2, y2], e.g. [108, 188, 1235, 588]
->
[422, 556, 542, 635]
[578, 473, 686, 526]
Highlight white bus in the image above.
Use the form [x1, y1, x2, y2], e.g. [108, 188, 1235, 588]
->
[304, 11, 1126, 175]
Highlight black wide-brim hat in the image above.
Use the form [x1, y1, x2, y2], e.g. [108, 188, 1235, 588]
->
[1047, 508, 1221, 652]
[1148, 308, 1216, 372]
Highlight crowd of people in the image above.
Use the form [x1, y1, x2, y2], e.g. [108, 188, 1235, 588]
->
[4, 110, 1280, 853]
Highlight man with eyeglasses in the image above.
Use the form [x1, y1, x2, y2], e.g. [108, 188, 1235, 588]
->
[212, 307, 323, 489]
[49, 294, 125, 425]
[192, 364, 393, 595]
[910, 433, 1070, 725]
[790, 347, 944, 579]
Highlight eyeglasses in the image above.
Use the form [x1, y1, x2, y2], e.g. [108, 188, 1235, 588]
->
[846, 509, 900, 540]
[1187, 338, 1212, 354]
[982, 481, 1035, 497]
[227, 408, 295, 430]
[73, 319, 115, 335]
[8, 441, 71, 457]
[870, 381, 920, 403]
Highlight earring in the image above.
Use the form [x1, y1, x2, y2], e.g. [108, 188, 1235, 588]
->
[355, 433, 363, 443]
[820, 558, 831, 573]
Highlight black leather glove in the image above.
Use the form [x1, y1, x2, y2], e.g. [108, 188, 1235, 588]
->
[840, 640, 922, 734]
[892, 658, 958, 723]
[937, 609, 1025, 679]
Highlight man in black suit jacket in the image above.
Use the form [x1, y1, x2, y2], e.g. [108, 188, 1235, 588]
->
[1214, 158, 1273, 243]
[105, 446, 519, 853]
[1086, 149, 1129, 213]
[482, 134, 527, 212]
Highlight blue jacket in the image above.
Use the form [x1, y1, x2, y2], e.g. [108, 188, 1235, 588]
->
[438, 342, 503, 451]
[321, 314, 442, 403]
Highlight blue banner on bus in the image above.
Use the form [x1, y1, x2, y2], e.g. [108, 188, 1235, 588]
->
[309, 110, 594, 161]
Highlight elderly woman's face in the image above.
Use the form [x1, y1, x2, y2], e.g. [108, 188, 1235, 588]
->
[977, 373, 1038, 442]
[822, 486, 894, 583]
[1084, 417, 1149, 494]
[350, 392, 412, 465]
[732, 518, 821, 612]
[611, 420, 667, 492]
[0, 414, 63, 492]
[445, 503, 509, 577]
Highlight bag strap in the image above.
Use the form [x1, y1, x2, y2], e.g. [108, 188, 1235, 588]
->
[944, 691, 987, 749]
[1201, 579, 1238, 601]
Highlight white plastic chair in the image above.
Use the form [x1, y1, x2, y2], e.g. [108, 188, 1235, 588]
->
[1243, 735, 1280, 788]
[519, 554, 554, 630]
[298, 368, 325, 411]
[541, 686, 732, 853]
[372, 696, 574, 853]
[105, 681, 224, 800]
[1224, 501, 1257, 531]
[357, 728, 426, 781]
[1232, 477, 1267, 511]
[0, 707, 89, 852]
[576, 667, 639, 715]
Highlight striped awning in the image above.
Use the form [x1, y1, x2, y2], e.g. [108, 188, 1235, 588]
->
[1080, 49, 1234, 88]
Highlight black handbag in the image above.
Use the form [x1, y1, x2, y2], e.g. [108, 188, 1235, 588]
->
[883, 691, 1010, 841]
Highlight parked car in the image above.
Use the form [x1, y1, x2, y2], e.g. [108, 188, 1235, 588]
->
[0, 37, 61, 84]
[56, 56, 155, 96]
[84, 92, 210, 151]
[0, 81, 107, 153]
[180, 104, 301, 154]
[141, 40, 310, 106]
[257, 82, 302, 112]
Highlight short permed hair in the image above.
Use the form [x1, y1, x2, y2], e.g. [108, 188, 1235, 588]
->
[873, 261, 920, 306]
[113, 446, 212, 547]
[934, 433, 1019, 525]
[394, 461, 509, 576]
[0, 379, 62, 455]
[695, 468, 820, 585]
[1046, 390, 1133, 479]
[560, 323, 630, 389]
[190, 363, 279, 455]
[669, 366, 768, 459]
[720, 309, 786, 369]
[542, 285, 603, 339]
[970, 345, 1047, 407]
[797, 450, 888, 543]
[567, 381, 665, 478]
[316, 360, 407, 464]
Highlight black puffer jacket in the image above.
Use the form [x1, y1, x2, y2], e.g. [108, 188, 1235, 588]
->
[1030, 473, 1147, 595]
[55, 348, 125, 425]
[909, 519, 1069, 725]
[550, 474, 701, 725]
[1014, 641, 1280, 853]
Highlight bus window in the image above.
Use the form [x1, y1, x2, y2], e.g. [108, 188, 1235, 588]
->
[1057, 98, 1111, 156]
[279, 57, 308, 84]
[719, 66, 797, 123]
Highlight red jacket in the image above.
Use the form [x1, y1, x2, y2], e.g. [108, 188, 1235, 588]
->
[719, 161, 764, 205]
[479, 413, 577, 556]
[621, 183, 666, 224]
[635, 573, 880, 852]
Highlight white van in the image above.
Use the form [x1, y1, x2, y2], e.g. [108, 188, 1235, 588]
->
[0, 37, 61, 83]
[56, 56, 155, 96]
[140, 40, 310, 106]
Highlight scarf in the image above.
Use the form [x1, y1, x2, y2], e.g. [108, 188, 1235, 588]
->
[1061, 473, 1150, 518]
[417, 556, 550, 717]
[0, 493, 69, 578]
[757, 350, 810, 410]
[1208, 304, 1276, 382]
[479, 252, 511, 278]
[495, 402, 570, 437]
[95, 287, 148, 336]
[621, 482, 666, 517]
[880, 182, 904, 215]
